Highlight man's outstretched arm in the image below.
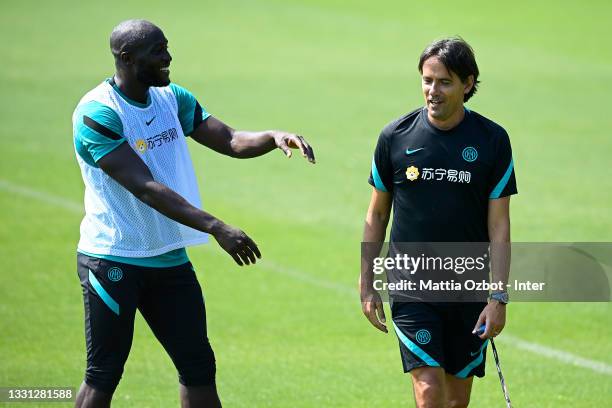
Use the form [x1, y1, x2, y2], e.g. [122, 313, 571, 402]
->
[360, 187, 392, 333]
[97, 143, 261, 266]
[190, 116, 315, 163]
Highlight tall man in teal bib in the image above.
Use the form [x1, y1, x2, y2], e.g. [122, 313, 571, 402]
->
[73, 19, 315, 408]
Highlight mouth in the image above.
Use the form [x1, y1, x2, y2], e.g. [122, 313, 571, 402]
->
[428, 99, 443, 108]
[160, 66, 170, 74]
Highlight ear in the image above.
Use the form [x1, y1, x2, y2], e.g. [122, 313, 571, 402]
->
[119, 51, 132, 66]
[464, 75, 474, 95]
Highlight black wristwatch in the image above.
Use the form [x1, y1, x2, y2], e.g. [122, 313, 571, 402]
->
[490, 291, 509, 304]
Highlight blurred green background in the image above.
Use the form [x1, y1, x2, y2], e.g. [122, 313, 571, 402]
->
[1, 0, 611, 406]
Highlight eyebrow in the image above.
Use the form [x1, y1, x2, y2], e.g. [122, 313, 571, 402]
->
[149, 40, 168, 50]
[422, 75, 453, 81]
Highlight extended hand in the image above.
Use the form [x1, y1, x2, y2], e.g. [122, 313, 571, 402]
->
[473, 301, 506, 339]
[273, 132, 316, 164]
[212, 223, 261, 266]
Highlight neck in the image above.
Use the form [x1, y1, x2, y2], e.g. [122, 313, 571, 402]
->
[113, 72, 149, 104]
[427, 107, 465, 131]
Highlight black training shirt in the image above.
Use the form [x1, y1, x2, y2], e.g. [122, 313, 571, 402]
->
[368, 107, 517, 242]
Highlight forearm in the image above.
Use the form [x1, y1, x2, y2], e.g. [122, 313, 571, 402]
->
[229, 130, 277, 158]
[136, 180, 223, 234]
[489, 219, 511, 287]
[360, 212, 389, 292]
[190, 116, 278, 158]
[96, 143, 227, 236]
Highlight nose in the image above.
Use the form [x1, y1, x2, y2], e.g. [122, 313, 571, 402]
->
[163, 49, 172, 64]
[428, 81, 440, 96]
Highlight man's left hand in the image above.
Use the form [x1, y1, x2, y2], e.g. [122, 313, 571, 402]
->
[473, 301, 506, 339]
[273, 132, 316, 164]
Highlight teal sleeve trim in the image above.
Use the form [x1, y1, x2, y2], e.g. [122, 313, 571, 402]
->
[371, 158, 388, 192]
[170, 83, 196, 135]
[78, 101, 123, 134]
[74, 101, 126, 164]
[74, 134, 98, 167]
[392, 322, 440, 367]
[78, 248, 189, 268]
[169, 83, 210, 135]
[88, 269, 120, 315]
[455, 339, 489, 378]
[489, 159, 514, 199]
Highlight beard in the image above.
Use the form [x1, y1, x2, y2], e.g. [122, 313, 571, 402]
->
[136, 67, 170, 87]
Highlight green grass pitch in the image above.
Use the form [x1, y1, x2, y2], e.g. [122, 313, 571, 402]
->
[1, 0, 611, 406]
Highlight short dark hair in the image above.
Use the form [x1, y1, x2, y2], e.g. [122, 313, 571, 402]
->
[110, 20, 160, 59]
[418, 37, 480, 102]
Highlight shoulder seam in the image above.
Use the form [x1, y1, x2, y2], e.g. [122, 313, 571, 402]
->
[385, 108, 423, 138]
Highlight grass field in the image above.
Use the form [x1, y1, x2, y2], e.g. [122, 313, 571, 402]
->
[1, 0, 611, 406]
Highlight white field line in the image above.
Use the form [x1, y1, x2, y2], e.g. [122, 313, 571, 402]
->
[254, 258, 356, 296]
[0, 179, 83, 213]
[497, 334, 612, 375]
[1, 178, 611, 376]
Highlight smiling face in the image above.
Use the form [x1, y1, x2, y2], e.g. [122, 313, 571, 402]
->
[421, 56, 473, 129]
[131, 29, 172, 87]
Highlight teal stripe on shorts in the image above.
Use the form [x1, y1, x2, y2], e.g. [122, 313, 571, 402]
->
[78, 248, 189, 268]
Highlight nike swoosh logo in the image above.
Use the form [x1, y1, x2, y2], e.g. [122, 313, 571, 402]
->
[145, 116, 156, 126]
[405, 148, 424, 155]
[470, 350, 481, 357]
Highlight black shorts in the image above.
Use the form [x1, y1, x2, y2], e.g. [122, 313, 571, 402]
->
[77, 253, 216, 393]
[391, 302, 488, 378]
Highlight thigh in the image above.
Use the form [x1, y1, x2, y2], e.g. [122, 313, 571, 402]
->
[77, 254, 141, 392]
[391, 302, 445, 373]
[445, 373, 474, 407]
[138, 263, 215, 385]
[410, 366, 447, 408]
[443, 302, 488, 378]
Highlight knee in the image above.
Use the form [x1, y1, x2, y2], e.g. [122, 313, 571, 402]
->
[416, 380, 444, 401]
[175, 345, 216, 386]
[446, 378, 472, 408]
[414, 387, 445, 408]
[412, 375, 446, 408]
[85, 365, 123, 394]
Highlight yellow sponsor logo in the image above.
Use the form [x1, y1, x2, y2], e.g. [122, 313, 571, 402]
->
[135, 139, 147, 153]
[406, 166, 420, 181]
